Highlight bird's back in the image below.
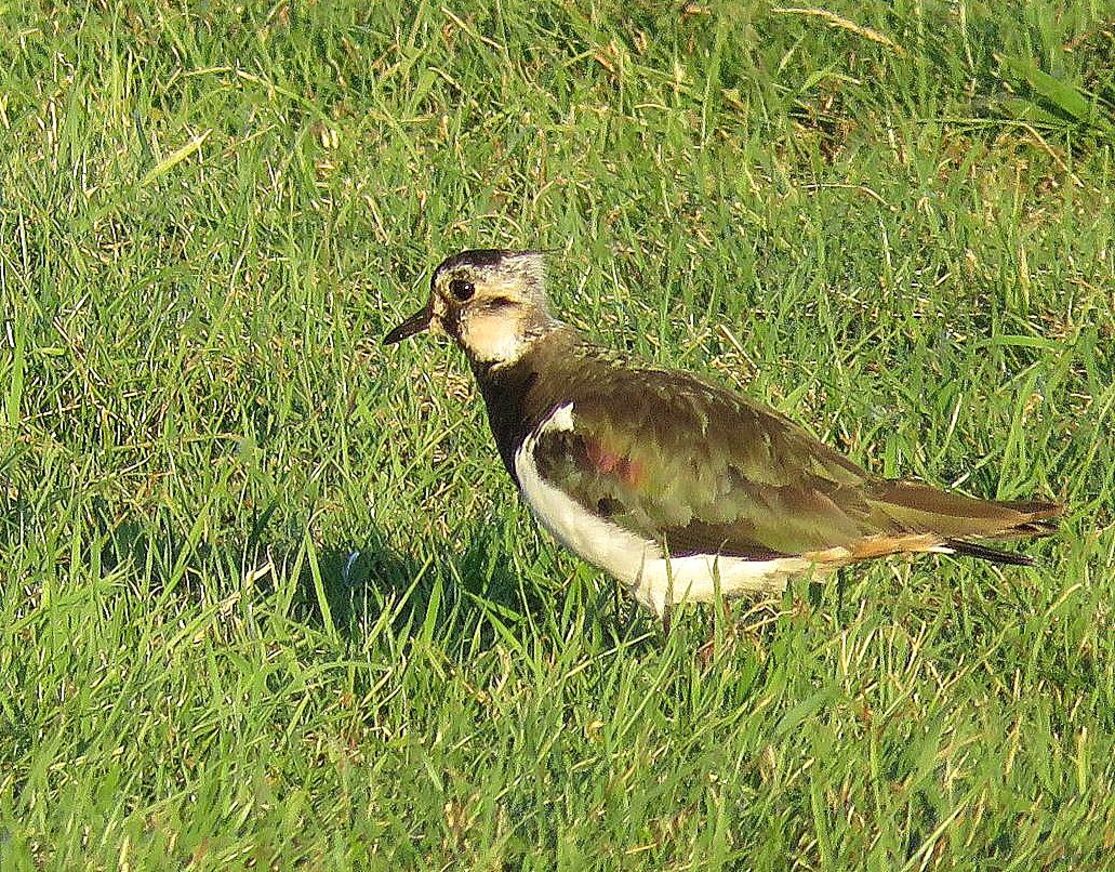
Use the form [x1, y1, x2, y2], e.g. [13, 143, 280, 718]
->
[483, 330, 1059, 567]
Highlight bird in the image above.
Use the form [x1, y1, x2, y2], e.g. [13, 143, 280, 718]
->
[384, 248, 1061, 634]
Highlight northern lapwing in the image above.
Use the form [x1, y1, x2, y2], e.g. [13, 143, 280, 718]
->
[385, 249, 1060, 633]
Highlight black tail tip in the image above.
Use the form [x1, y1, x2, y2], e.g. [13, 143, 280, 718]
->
[946, 539, 1037, 567]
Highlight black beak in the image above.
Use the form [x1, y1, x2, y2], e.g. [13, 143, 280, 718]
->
[383, 305, 432, 345]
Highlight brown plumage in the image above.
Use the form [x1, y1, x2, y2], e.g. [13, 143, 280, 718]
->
[386, 249, 1063, 624]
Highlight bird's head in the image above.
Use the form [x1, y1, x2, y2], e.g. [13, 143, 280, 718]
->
[384, 249, 556, 366]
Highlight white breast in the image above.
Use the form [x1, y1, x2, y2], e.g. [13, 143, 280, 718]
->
[513, 403, 822, 617]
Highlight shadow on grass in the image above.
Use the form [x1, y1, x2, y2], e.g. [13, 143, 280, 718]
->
[288, 524, 665, 658]
[288, 526, 539, 648]
[80, 500, 499, 647]
[82, 499, 677, 657]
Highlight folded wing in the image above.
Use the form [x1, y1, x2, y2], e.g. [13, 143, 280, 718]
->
[531, 365, 1058, 563]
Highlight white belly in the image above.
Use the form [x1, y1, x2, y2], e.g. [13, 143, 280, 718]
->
[514, 404, 822, 617]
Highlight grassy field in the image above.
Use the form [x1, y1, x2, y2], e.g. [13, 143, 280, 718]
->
[2, 1, 1114, 868]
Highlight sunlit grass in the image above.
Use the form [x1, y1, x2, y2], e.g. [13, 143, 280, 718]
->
[1, 2, 1113, 868]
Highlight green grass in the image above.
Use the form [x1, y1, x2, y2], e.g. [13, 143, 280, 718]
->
[1, 1, 1114, 868]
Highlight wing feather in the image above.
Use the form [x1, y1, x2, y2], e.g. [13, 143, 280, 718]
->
[530, 364, 878, 559]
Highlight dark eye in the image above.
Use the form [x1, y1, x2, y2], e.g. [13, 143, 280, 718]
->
[449, 278, 475, 301]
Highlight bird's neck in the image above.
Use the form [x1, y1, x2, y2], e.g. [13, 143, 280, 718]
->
[470, 325, 580, 481]
[458, 306, 562, 370]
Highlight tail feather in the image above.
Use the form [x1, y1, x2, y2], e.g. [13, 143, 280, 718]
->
[868, 479, 1062, 563]
[944, 539, 1037, 566]
[990, 501, 1062, 535]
